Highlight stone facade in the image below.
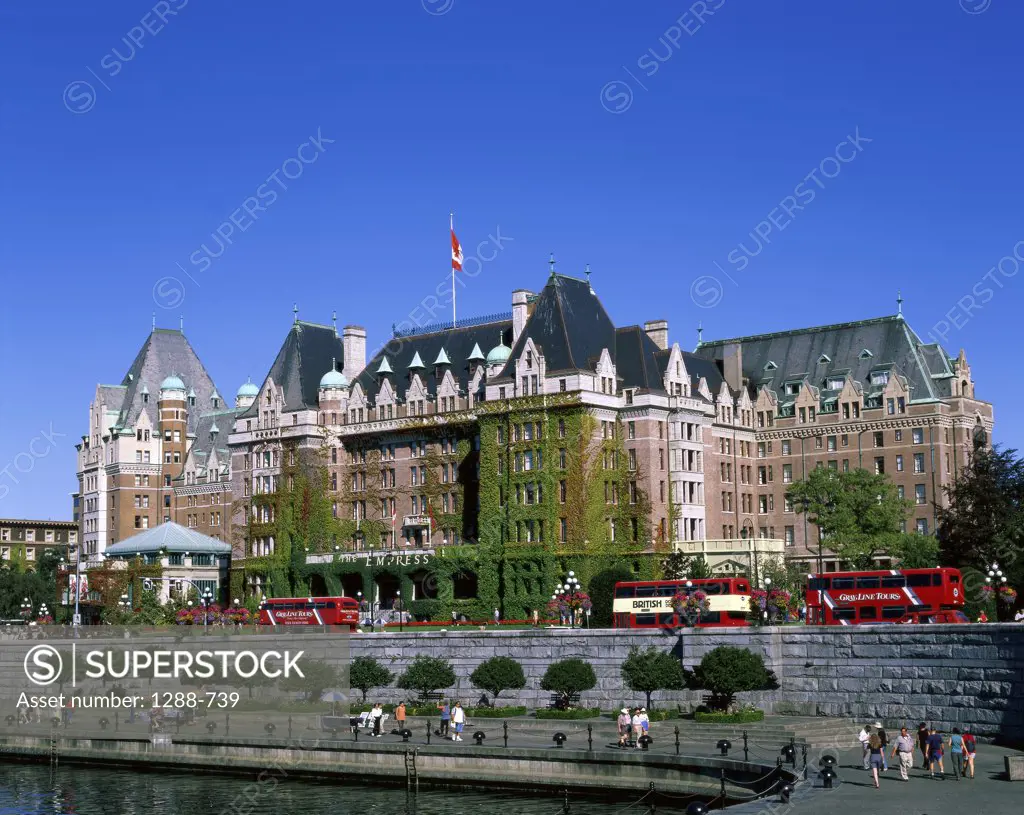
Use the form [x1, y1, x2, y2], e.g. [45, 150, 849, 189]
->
[351, 625, 1024, 741]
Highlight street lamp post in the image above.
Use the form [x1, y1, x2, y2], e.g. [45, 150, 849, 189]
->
[67, 544, 83, 626]
[396, 590, 403, 633]
[19, 598, 32, 622]
[764, 577, 773, 625]
[199, 589, 214, 627]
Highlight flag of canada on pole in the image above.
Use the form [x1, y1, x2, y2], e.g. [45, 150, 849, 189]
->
[450, 215, 463, 271]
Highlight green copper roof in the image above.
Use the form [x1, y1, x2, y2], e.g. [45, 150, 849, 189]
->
[104, 522, 231, 556]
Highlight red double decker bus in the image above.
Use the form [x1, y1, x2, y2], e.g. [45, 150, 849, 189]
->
[258, 597, 360, 629]
[805, 568, 964, 626]
[612, 578, 752, 629]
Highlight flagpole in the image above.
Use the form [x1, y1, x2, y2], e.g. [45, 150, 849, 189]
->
[450, 211, 457, 328]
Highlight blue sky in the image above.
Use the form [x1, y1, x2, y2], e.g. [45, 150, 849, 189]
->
[1, 0, 1021, 519]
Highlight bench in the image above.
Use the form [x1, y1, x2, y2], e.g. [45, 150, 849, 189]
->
[420, 692, 445, 703]
[548, 692, 581, 710]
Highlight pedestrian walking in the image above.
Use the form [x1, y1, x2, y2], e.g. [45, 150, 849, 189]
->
[917, 722, 930, 769]
[858, 723, 873, 770]
[948, 728, 965, 781]
[640, 708, 650, 738]
[962, 730, 976, 779]
[370, 703, 383, 737]
[868, 734, 884, 788]
[493, 608, 500, 625]
[926, 728, 945, 777]
[874, 721, 889, 771]
[617, 708, 631, 748]
[631, 708, 643, 748]
[438, 700, 450, 737]
[451, 702, 465, 741]
[395, 701, 406, 730]
[890, 727, 916, 781]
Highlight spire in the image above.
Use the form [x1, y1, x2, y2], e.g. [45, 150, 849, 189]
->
[377, 357, 393, 375]
[549, 253, 556, 277]
[697, 321, 703, 346]
[409, 351, 426, 369]
[433, 347, 452, 366]
[293, 303, 299, 323]
[332, 310, 338, 335]
[467, 342, 485, 362]
[585, 263, 593, 294]
[179, 314, 184, 332]
[897, 290, 904, 318]
[152, 312, 156, 333]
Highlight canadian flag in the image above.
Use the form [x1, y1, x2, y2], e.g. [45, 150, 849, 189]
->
[450, 214, 463, 272]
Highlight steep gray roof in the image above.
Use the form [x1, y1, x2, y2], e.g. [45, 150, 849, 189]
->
[113, 329, 221, 433]
[241, 321, 347, 417]
[180, 408, 241, 481]
[354, 318, 513, 402]
[695, 315, 951, 401]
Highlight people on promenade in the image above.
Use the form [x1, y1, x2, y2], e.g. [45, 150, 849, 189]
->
[395, 701, 406, 731]
[977, 610, 989, 623]
[858, 723, 873, 770]
[370, 703, 383, 737]
[948, 728, 965, 780]
[617, 708, 631, 748]
[867, 734, 884, 788]
[438, 700, 450, 737]
[890, 726, 916, 781]
[631, 708, 643, 748]
[874, 721, 889, 770]
[917, 723, 930, 769]
[451, 702, 465, 741]
[962, 730, 976, 778]
[640, 708, 650, 739]
[926, 728, 945, 777]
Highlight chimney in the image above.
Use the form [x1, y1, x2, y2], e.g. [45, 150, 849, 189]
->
[644, 319, 669, 351]
[512, 290, 531, 345]
[722, 342, 744, 393]
[342, 325, 366, 382]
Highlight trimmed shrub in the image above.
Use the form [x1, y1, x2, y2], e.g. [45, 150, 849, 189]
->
[397, 655, 456, 701]
[470, 656, 527, 702]
[463, 706, 528, 718]
[349, 656, 394, 703]
[685, 646, 778, 711]
[535, 708, 602, 720]
[694, 709, 765, 724]
[539, 658, 597, 699]
[621, 646, 685, 709]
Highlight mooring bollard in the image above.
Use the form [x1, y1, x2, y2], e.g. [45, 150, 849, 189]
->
[801, 743, 808, 770]
[743, 730, 749, 761]
[115, 711, 119, 733]
[426, 720, 431, 745]
[587, 724, 593, 751]
[720, 767, 726, 800]
[288, 716, 293, 740]
[503, 720, 508, 748]
[674, 725, 680, 755]
[225, 713, 230, 737]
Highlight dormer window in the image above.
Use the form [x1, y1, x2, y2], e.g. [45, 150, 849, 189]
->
[764, 361, 778, 371]
[526, 350, 533, 369]
[859, 349, 874, 359]
[817, 354, 831, 365]
[827, 377, 845, 390]
[870, 370, 889, 386]
[785, 382, 801, 396]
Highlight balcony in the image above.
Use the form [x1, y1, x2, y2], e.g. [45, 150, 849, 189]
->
[403, 514, 431, 528]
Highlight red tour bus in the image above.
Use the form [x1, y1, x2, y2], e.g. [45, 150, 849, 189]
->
[612, 578, 752, 629]
[804, 567, 964, 626]
[258, 597, 359, 629]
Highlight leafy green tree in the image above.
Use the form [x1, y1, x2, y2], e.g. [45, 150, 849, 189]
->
[660, 552, 712, 580]
[759, 556, 807, 596]
[0, 569, 52, 619]
[397, 655, 456, 701]
[686, 646, 778, 711]
[588, 566, 633, 627]
[620, 646, 684, 709]
[470, 656, 526, 702]
[539, 658, 597, 699]
[279, 658, 342, 702]
[936, 446, 1024, 619]
[888, 534, 940, 568]
[350, 656, 394, 702]
[787, 467, 911, 567]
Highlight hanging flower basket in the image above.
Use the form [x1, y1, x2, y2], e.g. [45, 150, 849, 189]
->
[997, 586, 1017, 605]
[224, 607, 251, 624]
[36, 615, 54, 625]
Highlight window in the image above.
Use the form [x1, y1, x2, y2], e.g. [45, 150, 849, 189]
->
[887, 398, 895, 415]
[628, 449, 637, 470]
[784, 496, 793, 512]
[25, 529, 35, 542]
[897, 485, 905, 500]
[627, 422, 635, 440]
[897, 397, 906, 413]
[912, 428, 924, 444]
[826, 436, 836, 452]
[873, 431, 884, 448]
[916, 518, 928, 534]
[895, 455, 904, 472]
[782, 464, 792, 483]
[558, 419, 565, 438]
[894, 430, 902, 442]
[914, 453, 925, 474]
[784, 526, 794, 546]
[781, 439, 791, 456]
[874, 457, 885, 475]
[815, 436, 823, 450]
[915, 484, 926, 505]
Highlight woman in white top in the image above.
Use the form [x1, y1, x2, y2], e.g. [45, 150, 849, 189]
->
[451, 702, 465, 741]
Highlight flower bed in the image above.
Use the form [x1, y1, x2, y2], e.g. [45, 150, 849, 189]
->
[694, 709, 765, 724]
[535, 708, 602, 720]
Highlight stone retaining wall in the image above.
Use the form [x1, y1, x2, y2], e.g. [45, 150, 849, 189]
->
[352, 624, 1024, 741]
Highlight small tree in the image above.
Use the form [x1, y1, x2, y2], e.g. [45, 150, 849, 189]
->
[588, 566, 633, 627]
[686, 646, 777, 711]
[350, 656, 394, 702]
[539, 658, 596, 702]
[279, 659, 342, 703]
[621, 646, 684, 709]
[398, 655, 456, 701]
[470, 656, 526, 703]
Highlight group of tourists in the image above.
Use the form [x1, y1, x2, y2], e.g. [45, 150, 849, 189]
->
[436, 700, 466, 741]
[859, 722, 977, 786]
[616, 707, 650, 748]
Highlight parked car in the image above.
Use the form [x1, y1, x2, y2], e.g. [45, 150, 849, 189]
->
[903, 609, 971, 624]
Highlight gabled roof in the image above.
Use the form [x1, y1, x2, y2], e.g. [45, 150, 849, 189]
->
[695, 315, 949, 401]
[354, 319, 512, 402]
[105, 522, 231, 556]
[187, 408, 240, 470]
[495, 274, 617, 379]
[113, 329, 221, 433]
[241, 321, 347, 417]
